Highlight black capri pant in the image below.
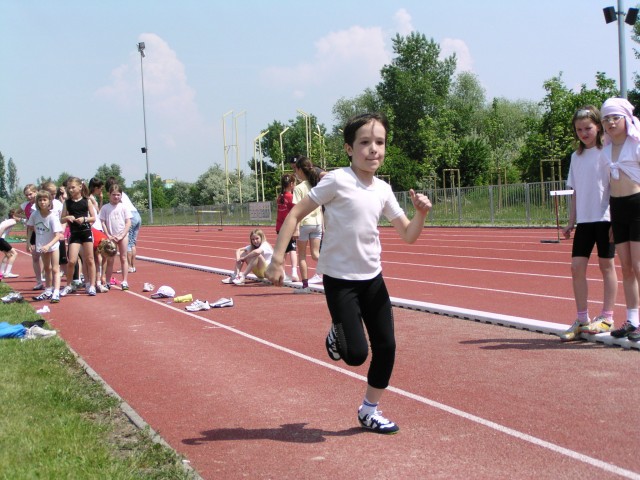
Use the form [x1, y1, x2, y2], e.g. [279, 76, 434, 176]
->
[323, 273, 396, 389]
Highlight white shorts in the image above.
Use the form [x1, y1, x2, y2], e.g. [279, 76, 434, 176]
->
[298, 224, 322, 241]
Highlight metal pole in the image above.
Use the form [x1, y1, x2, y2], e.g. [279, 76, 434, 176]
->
[222, 110, 233, 204]
[618, 0, 628, 98]
[138, 42, 153, 224]
[234, 111, 246, 204]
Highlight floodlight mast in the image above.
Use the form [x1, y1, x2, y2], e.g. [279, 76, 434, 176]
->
[138, 41, 153, 223]
[603, 0, 639, 98]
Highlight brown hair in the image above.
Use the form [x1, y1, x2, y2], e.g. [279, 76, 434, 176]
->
[572, 105, 603, 154]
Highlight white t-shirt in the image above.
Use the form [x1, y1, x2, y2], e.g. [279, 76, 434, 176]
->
[566, 147, 611, 223]
[51, 198, 64, 219]
[120, 192, 138, 214]
[308, 167, 404, 280]
[293, 181, 322, 226]
[26, 211, 63, 251]
[0, 218, 16, 238]
[245, 241, 273, 263]
[99, 202, 132, 237]
[604, 137, 640, 183]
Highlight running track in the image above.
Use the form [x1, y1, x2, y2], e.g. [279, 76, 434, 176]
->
[6, 226, 640, 479]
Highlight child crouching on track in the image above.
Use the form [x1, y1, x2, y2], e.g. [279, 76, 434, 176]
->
[267, 112, 431, 434]
[221, 228, 273, 285]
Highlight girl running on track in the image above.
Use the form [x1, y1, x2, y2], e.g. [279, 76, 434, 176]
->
[267, 112, 432, 434]
[60, 177, 97, 297]
[559, 106, 618, 341]
[601, 97, 640, 341]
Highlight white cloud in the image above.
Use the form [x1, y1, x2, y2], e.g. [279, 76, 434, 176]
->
[441, 38, 474, 73]
[261, 25, 390, 99]
[393, 8, 414, 35]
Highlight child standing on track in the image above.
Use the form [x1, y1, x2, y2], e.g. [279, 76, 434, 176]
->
[99, 184, 132, 291]
[221, 229, 273, 285]
[0, 210, 21, 278]
[27, 190, 64, 303]
[60, 177, 97, 297]
[267, 113, 431, 434]
[18, 184, 44, 289]
[276, 173, 299, 282]
[601, 97, 640, 341]
[559, 106, 618, 341]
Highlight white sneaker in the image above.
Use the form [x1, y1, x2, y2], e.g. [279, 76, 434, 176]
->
[283, 275, 292, 282]
[25, 325, 57, 340]
[232, 274, 246, 285]
[3, 273, 19, 278]
[308, 274, 323, 284]
[60, 285, 77, 297]
[87, 285, 97, 296]
[185, 300, 211, 312]
[211, 297, 234, 308]
[221, 275, 236, 284]
[294, 287, 312, 294]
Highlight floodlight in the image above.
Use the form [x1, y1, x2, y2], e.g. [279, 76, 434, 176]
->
[626, 7, 639, 25]
[141, 147, 146, 153]
[603, 6, 617, 23]
[137, 42, 145, 57]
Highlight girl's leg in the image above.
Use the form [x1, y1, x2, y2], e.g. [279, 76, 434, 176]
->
[118, 238, 129, 285]
[289, 248, 299, 280]
[309, 236, 321, 262]
[42, 252, 53, 291]
[599, 257, 618, 313]
[81, 242, 96, 286]
[105, 256, 115, 285]
[66, 243, 80, 286]
[50, 250, 60, 293]
[617, 242, 639, 310]
[32, 251, 43, 287]
[570, 257, 589, 314]
[296, 239, 309, 285]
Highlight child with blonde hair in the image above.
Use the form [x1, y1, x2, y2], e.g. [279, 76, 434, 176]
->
[99, 184, 132, 290]
[27, 190, 64, 303]
[221, 229, 273, 285]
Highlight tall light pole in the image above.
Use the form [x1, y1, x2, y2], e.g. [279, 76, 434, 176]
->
[279, 126, 290, 171]
[296, 109, 311, 157]
[222, 110, 233, 204]
[137, 41, 153, 223]
[603, 1, 639, 98]
[253, 131, 268, 202]
[234, 110, 246, 204]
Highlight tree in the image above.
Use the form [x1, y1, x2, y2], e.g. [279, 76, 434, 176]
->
[377, 32, 457, 162]
[332, 88, 384, 133]
[94, 164, 125, 187]
[7, 158, 18, 195]
[0, 152, 7, 198]
[447, 71, 486, 138]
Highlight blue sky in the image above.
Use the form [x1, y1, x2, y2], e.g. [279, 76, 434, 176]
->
[1, 0, 638, 187]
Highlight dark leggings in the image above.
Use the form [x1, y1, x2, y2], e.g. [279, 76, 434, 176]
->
[323, 273, 396, 389]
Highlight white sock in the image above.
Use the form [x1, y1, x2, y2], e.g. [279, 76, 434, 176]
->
[627, 308, 639, 327]
[360, 398, 378, 417]
[4, 265, 12, 275]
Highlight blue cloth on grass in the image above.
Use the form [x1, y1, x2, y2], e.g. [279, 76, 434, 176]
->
[0, 321, 26, 338]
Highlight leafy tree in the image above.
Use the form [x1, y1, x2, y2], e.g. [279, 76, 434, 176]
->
[331, 88, 384, 133]
[457, 136, 492, 186]
[94, 164, 125, 187]
[448, 71, 486, 138]
[0, 152, 7, 198]
[7, 158, 18, 195]
[377, 32, 457, 162]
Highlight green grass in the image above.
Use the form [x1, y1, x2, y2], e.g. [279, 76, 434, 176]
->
[0, 283, 195, 480]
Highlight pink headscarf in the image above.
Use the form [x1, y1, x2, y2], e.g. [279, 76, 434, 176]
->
[601, 97, 640, 142]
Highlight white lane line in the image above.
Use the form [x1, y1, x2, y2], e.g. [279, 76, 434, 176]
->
[126, 289, 640, 479]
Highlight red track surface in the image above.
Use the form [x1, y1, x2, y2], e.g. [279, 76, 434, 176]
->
[6, 226, 640, 479]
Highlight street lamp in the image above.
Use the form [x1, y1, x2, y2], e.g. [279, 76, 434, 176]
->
[603, 1, 639, 98]
[234, 110, 246, 204]
[137, 41, 153, 224]
[253, 131, 268, 202]
[296, 109, 311, 157]
[222, 110, 233, 204]
[279, 126, 290, 171]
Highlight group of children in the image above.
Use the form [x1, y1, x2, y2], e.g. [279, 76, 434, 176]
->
[14, 176, 137, 303]
[561, 97, 640, 342]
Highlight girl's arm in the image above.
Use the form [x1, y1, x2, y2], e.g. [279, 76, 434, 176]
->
[266, 195, 319, 285]
[390, 189, 431, 244]
[25, 225, 34, 252]
[561, 191, 577, 239]
[40, 232, 64, 253]
[85, 199, 97, 224]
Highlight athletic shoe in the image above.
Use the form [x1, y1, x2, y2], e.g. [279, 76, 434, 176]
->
[283, 275, 292, 282]
[2, 292, 24, 303]
[87, 285, 97, 296]
[24, 325, 57, 340]
[97, 284, 110, 293]
[580, 316, 613, 334]
[232, 274, 246, 285]
[60, 285, 77, 297]
[291, 275, 300, 282]
[293, 287, 312, 294]
[221, 275, 236, 284]
[308, 274, 323, 284]
[628, 328, 640, 342]
[3, 273, 19, 278]
[50, 292, 60, 304]
[121, 281, 129, 291]
[32, 291, 52, 302]
[32, 283, 44, 291]
[326, 324, 341, 361]
[128, 267, 136, 273]
[185, 300, 211, 312]
[559, 320, 588, 342]
[611, 321, 638, 338]
[142, 282, 155, 292]
[211, 297, 234, 308]
[357, 407, 399, 434]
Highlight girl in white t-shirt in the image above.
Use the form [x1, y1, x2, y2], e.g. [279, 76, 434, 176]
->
[267, 113, 431, 434]
[27, 190, 64, 303]
[221, 229, 273, 285]
[559, 106, 618, 341]
[99, 184, 132, 291]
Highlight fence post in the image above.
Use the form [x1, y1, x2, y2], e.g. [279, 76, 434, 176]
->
[489, 186, 494, 225]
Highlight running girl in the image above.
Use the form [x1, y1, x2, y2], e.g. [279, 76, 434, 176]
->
[267, 113, 431, 434]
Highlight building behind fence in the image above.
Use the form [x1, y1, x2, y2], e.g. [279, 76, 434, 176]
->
[140, 181, 571, 228]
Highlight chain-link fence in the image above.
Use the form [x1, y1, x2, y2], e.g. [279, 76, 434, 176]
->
[140, 181, 572, 228]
